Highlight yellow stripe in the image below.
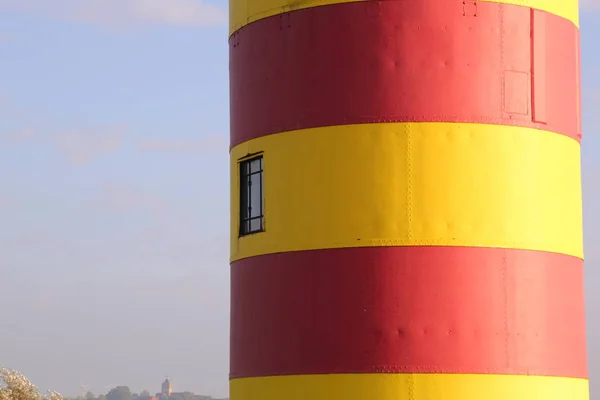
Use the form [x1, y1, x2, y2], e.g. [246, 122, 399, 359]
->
[230, 123, 583, 262]
[230, 373, 589, 400]
[229, 0, 579, 35]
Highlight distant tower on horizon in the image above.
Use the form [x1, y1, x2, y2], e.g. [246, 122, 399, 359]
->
[161, 378, 172, 397]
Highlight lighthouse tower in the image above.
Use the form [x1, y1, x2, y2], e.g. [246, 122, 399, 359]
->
[228, 0, 588, 398]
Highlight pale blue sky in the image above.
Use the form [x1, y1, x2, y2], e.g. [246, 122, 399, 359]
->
[0, 1, 598, 398]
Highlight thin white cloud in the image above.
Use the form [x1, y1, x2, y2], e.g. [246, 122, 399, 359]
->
[136, 133, 227, 154]
[87, 183, 169, 214]
[0, 128, 36, 143]
[0, 0, 226, 29]
[54, 125, 125, 165]
[0, 93, 223, 162]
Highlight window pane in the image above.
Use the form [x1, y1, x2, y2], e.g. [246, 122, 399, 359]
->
[240, 173, 250, 220]
[239, 156, 264, 236]
[250, 218, 262, 232]
[240, 160, 249, 177]
[250, 158, 261, 174]
[250, 172, 262, 218]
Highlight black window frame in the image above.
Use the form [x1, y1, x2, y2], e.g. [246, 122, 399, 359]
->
[239, 154, 264, 237]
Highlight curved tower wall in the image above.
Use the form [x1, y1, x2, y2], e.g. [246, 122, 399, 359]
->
[228, 0, 588, 398]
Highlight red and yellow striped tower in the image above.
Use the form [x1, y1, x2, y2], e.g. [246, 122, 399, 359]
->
[228, 0, 588, 397]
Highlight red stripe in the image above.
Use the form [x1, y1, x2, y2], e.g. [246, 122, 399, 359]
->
[230, 247, 587, 379]
[229, 1, 580, 147]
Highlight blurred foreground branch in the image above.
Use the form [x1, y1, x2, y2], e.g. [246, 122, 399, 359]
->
[0, 368, 62, 400]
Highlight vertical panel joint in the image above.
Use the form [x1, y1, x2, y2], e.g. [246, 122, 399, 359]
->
[531, 8, 547, 124]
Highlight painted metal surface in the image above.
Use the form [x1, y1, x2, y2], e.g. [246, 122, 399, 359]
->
[231, 247, 586, 379]
[230, 123, 582, 261]
[229, 0, 579, 35]
[230, 2, 580, 147]
[228, 0, 587, 396]
[230, 373, 589, 400]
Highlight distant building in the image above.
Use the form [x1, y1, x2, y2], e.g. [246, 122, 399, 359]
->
[155, 378, 213, 400]
[160, 378, 172, 397]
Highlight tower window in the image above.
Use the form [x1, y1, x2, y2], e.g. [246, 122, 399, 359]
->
[239, 155, 264, 236]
